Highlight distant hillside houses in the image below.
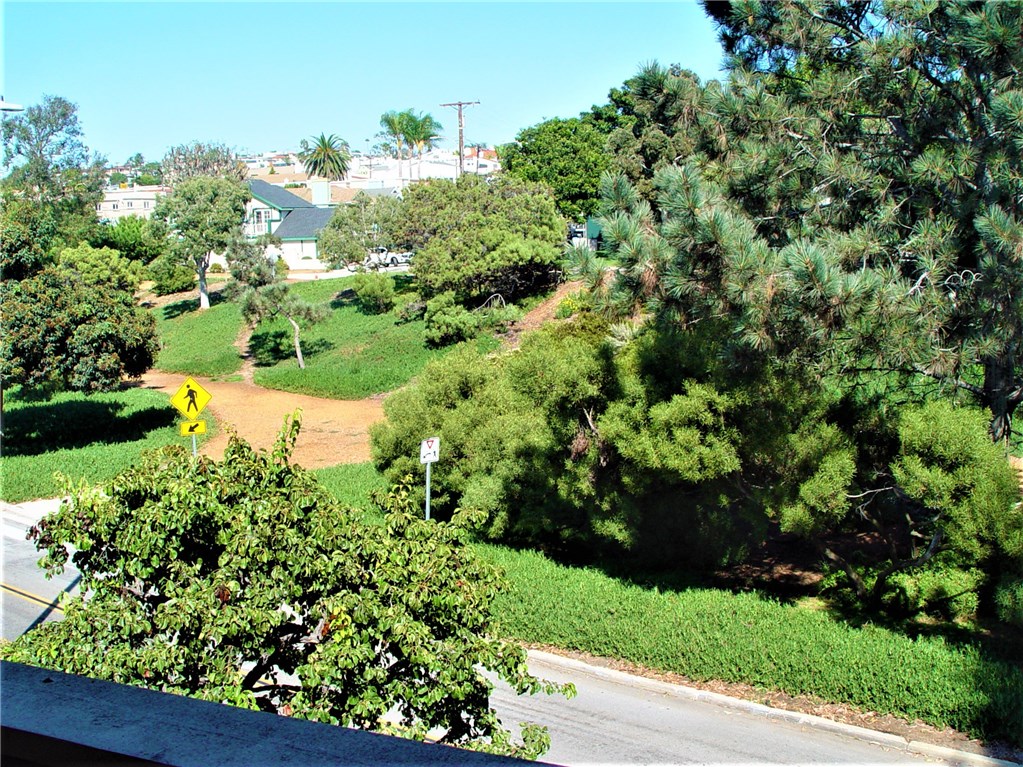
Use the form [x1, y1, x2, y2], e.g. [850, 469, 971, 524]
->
[97, 145, 499, 272]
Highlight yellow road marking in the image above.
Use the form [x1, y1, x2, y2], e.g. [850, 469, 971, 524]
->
[1, 582, 66, 613]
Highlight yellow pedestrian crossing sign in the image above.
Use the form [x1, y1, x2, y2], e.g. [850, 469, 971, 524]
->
[171, 377, 212, 420]
[179, 420, 207, 436]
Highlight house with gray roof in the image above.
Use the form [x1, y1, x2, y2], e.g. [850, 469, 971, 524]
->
[243, 179, 335, 270]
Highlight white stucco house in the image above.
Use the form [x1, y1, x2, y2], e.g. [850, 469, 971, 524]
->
[96, 185, 170, 222]
[244, 179, 335, 270]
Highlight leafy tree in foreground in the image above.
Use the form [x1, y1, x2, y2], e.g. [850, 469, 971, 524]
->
[153, 175, 250, 310]
[499, 117, 611, 221]
[2, 418, 571, 759]
[228, 238, 327, 369]
[298, 133, 351, 181]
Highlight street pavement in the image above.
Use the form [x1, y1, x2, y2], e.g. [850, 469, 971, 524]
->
[2, 498, 1016, 766]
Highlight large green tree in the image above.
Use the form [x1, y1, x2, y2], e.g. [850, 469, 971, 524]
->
[396, 175, 564, 302]
[684, 0, 1023, 443]
[1, 95, 104, 252]
[152, 176, 250, 310]
[499, 117, 611, 221]
[0, 265, 157, 396]
[298, 133, 351, 181]
[3, 421, 571, 759]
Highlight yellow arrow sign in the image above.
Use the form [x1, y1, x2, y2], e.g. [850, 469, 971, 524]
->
[179, 420, 207, 436]
[171, 377, 212, 420]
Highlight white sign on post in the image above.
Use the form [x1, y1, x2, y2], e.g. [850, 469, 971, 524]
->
[420, 437, 440, 464]
[420, 437, 440, 521]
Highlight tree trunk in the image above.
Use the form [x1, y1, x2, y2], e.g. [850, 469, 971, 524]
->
[814, 541, 868, 601]
[983, 351, 1018, 444]
[197, 256, 210, 311]
[288, 316, 305, 369]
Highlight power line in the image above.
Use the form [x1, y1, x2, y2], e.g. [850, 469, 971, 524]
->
[440, 100, 479, 178]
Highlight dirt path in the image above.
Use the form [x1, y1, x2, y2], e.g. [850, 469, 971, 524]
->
[139, 371, 385, 469]
[137, 281, 580, 469]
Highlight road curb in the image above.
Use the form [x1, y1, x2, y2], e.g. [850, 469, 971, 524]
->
[526, 649, 1021, 767]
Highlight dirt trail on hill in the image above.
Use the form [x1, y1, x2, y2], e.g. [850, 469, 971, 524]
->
[138, 371, 385, 469]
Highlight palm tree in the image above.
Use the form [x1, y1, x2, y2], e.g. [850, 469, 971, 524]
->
[298, 133, 351, 180]
[378, 109, 415, 185]
[405, 112, 443, 180]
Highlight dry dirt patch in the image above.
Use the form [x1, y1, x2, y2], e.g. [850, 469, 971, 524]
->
[139, 371, 384, 469]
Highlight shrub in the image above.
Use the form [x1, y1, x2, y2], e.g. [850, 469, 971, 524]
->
[995, 575, 1023, 628]
[350, 272, 396, 314]
[148, 256, 195, 295]
[882, 565, 984, 621]
[424, 291, 479, 346]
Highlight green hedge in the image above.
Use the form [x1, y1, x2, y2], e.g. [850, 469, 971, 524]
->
[482, 544, 1023, 745]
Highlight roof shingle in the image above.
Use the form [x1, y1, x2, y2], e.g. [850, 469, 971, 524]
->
[247, 179, 315, 211]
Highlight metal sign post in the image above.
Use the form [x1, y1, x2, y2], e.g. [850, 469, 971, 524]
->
[171, 377, 213, 457]
[419, 437, 440, 520]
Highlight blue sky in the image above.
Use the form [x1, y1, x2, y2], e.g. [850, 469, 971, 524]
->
[3, 1, 726, 165]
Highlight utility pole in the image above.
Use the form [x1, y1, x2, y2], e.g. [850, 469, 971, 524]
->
[441, 100, 479, 178]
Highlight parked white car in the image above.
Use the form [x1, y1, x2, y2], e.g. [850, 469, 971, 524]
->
[364, 247, 413, 267]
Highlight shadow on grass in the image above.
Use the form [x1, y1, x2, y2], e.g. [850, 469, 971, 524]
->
[329, 289, 398, 318]
[248, 330, 334, 367]
[2, 398, 175, 456]
[159, 290, 230, 320]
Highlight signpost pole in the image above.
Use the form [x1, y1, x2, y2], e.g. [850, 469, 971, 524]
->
[425, 461, 432, 521]
[419, 436, 440, 521]
[192, 434, 197, 458]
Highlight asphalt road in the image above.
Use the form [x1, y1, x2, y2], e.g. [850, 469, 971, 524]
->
[0, 499, 992, 767]
[491, 653, 956, 766]
[2, 500, 80, 641]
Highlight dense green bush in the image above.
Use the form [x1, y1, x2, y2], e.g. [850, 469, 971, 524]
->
[995, 576, 1023, 628]
[350, 272, 396, 314]
[424, 292, 479, 346]
[57, 242, 144, 294]
[882, 565, 984, 621]
[398, 175, 564, 303]
[148, 254, 195, 295]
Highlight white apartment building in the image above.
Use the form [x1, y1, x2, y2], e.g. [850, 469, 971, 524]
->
[96, 185, 170, 222]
